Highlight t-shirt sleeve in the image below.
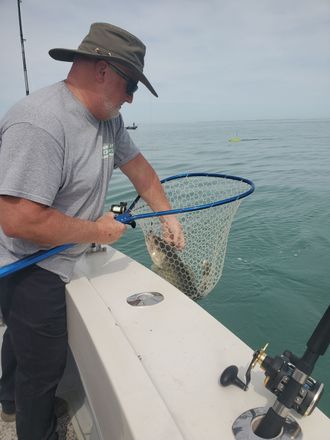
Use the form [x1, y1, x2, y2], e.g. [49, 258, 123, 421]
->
[0, 123, 64, 206]
[113, 115, 140, 169]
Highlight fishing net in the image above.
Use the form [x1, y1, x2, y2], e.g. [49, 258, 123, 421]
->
[129, 173, 254, 300]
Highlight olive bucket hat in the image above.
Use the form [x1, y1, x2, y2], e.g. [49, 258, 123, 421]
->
[49, 22, 158, 97]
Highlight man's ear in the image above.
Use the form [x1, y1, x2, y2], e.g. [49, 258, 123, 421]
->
[95, 60, 108, 84]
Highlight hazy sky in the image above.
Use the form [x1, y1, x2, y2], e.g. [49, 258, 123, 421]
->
[1, 0, 329, 124]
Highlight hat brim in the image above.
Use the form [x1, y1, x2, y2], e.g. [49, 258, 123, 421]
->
[49, 48, 158, 97]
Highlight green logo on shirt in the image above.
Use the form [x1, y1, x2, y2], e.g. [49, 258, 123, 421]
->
[102, 143, 114, 159]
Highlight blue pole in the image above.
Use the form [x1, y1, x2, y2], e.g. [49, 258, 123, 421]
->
[0, 244, 73, 278]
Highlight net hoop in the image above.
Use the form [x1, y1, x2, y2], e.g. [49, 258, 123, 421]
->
[127, 172, 255, 220]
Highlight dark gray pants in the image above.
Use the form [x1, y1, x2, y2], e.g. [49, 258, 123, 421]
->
[0, 265, 67, 440]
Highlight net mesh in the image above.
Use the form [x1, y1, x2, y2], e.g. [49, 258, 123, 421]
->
[130, 174, 251, 300]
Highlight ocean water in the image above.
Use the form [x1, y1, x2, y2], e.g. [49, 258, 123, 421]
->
[107, 119, 330, 417]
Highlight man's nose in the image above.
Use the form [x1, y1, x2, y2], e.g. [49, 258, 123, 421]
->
[125, 94, 133, 104]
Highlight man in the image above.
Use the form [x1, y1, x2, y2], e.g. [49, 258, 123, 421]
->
[0, 22, 183, 439]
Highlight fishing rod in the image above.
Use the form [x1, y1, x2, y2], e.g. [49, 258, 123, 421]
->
[17, 0, 30, 96]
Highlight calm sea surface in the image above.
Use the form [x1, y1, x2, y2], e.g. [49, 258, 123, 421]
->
[107, 119, 330, 417]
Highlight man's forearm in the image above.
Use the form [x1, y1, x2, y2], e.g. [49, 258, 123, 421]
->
[0, 196, 125, 246]
[12, 208, 100, 246]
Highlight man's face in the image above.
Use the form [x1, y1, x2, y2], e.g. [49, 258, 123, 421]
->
[103, 63, 136, 119]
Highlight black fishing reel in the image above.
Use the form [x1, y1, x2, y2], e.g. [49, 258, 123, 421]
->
[221, 344, 324, 417]
[220, 305, 330, 439]
[256, 346, 323, 417]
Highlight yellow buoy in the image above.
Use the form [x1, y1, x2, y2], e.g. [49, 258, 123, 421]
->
[228, 136, 241, 143]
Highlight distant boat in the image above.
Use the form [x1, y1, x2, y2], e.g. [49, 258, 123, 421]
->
[126, 122, 138, 130]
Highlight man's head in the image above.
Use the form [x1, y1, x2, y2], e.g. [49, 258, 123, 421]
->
[49, 22, 158, 98]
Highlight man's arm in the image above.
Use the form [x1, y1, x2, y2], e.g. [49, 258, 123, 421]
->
[120, 153, 185, 249]
[0, 196, 126, 246]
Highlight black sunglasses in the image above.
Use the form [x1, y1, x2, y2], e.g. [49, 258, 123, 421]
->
[107, 63, 138, 97]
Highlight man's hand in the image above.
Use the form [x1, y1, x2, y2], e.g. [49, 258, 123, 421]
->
[95, 212, 126, 244]
[161, 215, 185, 250]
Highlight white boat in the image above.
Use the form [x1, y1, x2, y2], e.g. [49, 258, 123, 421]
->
[1, 246, 329, 439]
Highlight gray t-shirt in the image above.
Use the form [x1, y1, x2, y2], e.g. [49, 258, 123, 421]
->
[0, 81, 139, 282]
